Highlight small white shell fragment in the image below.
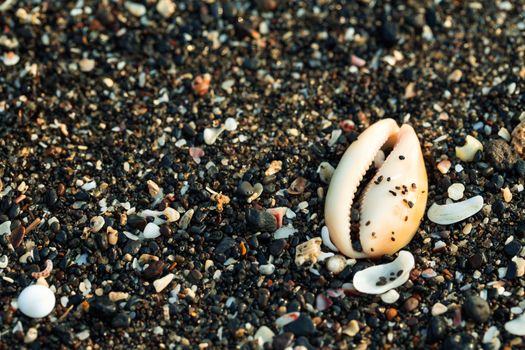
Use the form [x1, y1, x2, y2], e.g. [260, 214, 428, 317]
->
[0, 220, 11, 235]
[328, 129, 342, 147]
[254, 326, 274, 346]
[326, 255, 347, 274]
[153, 274, 174, 293]
[482, 326, 500, 344]
[505, 312, 525, 335]
[353, 251, 415, 295]
[427, 195, 484, 225]
[498, 128, 511, 142]
[224, 117, 238, 131]
[89, 216, 105, 233]
[0, 255, 8, 268]
[143, 222, 161, 239]
[275, 312, 300, 328]
[247, 183, 263, 203]
[273, 226, 297, 240]
[24, 327, 38, 343]
[431, 302, 448, 316]
[203, 127, 225, 145]
[447, 183, 465, 201]
[317, 162, 335, 184]
[109, 291, 129, 302]
[295, 237, 322, 266]
[17, 284, 56, 318]
[380, 289, 400, 304]
[259, 263, 275, 275]
[81, 181, 96, 191]
[125, 1, 147, 16]
[156, 0, 175, 18]
[179, 209, 194, 229]
[321, 226, 338, 252]
[456, 135, 483, 162]
[78, 58, 95, 72]
[2, 51, 20, 66]
[163, 207, 180, 222]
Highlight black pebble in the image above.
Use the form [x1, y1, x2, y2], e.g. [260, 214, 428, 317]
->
[123, 241, 141, 255]
[504, 240, 521, 257]
[463, 295, 491, 323]
[427, 316, 447, 343]
[269, 239, 287, 256]
[215, 237, 237, 255]
[111, 312, 131, 328]
[514, 160, 525, 177]
[380, 20, 397, 47]
[245, 208, 277, 232]
[467, 253, 484, 269]
[283, 314, 315, 336]
[90, 297, 117, 318]
[272, 332, 294, 350]
[442, 333, 476, 350]
[505, 261, 518, 280]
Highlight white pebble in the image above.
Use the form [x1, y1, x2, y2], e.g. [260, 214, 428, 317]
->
[431, 302, 448, 316]
[2, 52, 20, 66]
[456, 135, 483, 162]
[153, 274, 174, 293]
[156, 0, 175, 18]
[0, 220, 11, 235]
[380, 289, 400, 304]
[81, 180, 96, 191]
[254, 326, 274, 346]
[143, 222, 161, 239]
[24, 327, 38, 343]
[224, 117, 238, 131]
[125, 1, 146, 17]
[17, 285, 56, 318]
[317, 162, 334, 184]
[326, 255, 347, 274]
[259, 263, 275, 275]
[447, 183, 465, 201]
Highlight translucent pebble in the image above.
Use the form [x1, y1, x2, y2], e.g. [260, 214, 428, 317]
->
[17, 285, 55, 318]
[224, 118, 238, 131]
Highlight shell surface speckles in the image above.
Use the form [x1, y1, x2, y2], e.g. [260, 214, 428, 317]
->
[325, 119, 428, 258]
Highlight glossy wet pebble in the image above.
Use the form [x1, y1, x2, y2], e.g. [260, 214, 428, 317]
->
[18, 284, 56, 318]
[463, 295, 490, 323]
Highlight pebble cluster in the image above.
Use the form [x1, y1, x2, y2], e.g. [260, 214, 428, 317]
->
[1, 1, 525, 349]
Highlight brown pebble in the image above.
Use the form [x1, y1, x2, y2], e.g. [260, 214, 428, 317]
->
[142, 260, 165, 281]
[403, 297, 420, 312]
[11, 226, 26, 248]
[57, 183, 66, 196]
[385, 308, 398, 320]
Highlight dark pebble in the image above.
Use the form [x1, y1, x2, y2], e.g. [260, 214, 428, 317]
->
[504, 240, 521, 257]
[380, 20, 397, 47]
[463, 295, 490, 323]
[269, 239, 287, 256]
[295, 336, 315, 350]
[90, 297, 117, 318]
[245, 208, 277, 232]
[403, 297, 419, 312]
[485, 139, 517, 171]
[189, 269, 203, 283]
[515, 159, 525, 177]
[467, 253, 484, 269]
[215, 237, 237, 255]
[123, 241, 141, 255]
[127, 215, 147, 230]
[257, 288, 270, 307]
[272, 332, 294, 350]
[237, 181, 254, 196]
[283, 314, 315, 336]
[505, 261, 518, 280]
[442, 333, 476, 350]
[142, 260, 165, 281]
[111, 312, 131, 328]
[427, 316, 447, 343]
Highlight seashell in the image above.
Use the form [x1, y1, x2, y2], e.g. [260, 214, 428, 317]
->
[203, 127, 225, 145]
[0, 254, 7, 269]
[224, 117, 238, 131]
[273, 226, 297, 239]
[353, 250, 414, 294]
[427, 195, 483, 225]
[288, 177, 307, 195]
[247, 183, 263, 203]
[89, 216, 105, 233]
[505, 312, 525, 335]
[326, 255, 347, 274]
[317, 162, 335, 184]
[456, 135, 483, 162]
[325, 119, 428, 258]
[321, 226, 338, 252]
[295, 237, 322, 266]
[380, 289, 400, 304]
[17, 284, 56, 318]
[179, 209, 194, 229]
[143, 222, 161, 239]
[31, 260, 52, 279]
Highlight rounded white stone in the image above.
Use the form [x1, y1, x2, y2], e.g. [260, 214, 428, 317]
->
[380, 289, 400, 304]
[224, 117, 238, 131]
[143, 222, 161, 239]
[447, 183, 465, 201]
[18, 285, 55, 318]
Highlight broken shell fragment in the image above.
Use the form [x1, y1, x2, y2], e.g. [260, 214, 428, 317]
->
[295, 237, 322, 266]
[203, 127, 225, 145]
[456, 135, 483, 162]
[353, 251, 415, 295]
[325, 119, 428, 258]
[317, 162, 335, 184]
[89, 216, 105, 233]
[427, 195, 483, 225]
